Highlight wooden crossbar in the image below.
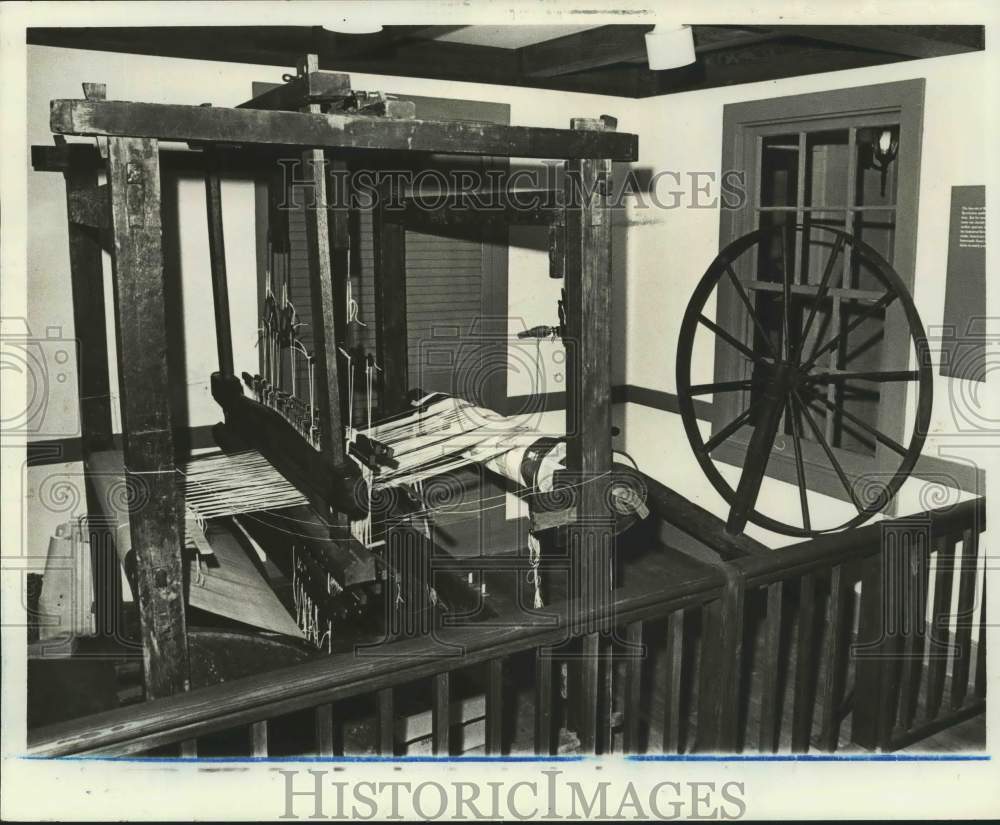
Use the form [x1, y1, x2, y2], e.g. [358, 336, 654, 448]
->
[51, 98, 639, 160]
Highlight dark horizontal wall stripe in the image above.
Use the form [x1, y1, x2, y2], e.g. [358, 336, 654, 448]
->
[502, 385, 712, 420]
[618, 385, 986, 497]
[617, 384, 713, 421]
[911, 453, 986, 498]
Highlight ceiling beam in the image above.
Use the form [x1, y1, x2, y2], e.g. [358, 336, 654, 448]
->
[648, 42, 910, 96]
[520, 24, 790, 77]
[519, 25, 653, 78]
[777, 25, 984, 59]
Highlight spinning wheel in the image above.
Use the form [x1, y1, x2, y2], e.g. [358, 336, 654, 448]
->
[676, 224, 932, 538]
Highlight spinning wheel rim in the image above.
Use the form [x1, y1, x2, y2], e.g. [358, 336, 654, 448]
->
[676, 223, 933, 538]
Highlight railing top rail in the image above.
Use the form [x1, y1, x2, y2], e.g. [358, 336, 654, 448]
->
[28, 556, 724, 757]
[731, 496, 986, 588]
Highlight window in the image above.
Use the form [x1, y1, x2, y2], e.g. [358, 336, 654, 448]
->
[713, 80, 925, 505]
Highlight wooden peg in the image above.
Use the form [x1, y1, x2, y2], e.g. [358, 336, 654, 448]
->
[82, 82, 106, 101]
[297, 53, 320, 76]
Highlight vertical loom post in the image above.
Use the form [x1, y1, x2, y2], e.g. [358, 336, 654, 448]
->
[63, 148, 114, 452]
[327, 156, 352, 422]
[204, 148, 234, 376]
[373, 176, 408, 415]
[298, 55, 346, 466]
[563, 117, 615, 752]
[106, 136, 189, 699]
[327, 158, 351, 309]
[62, 142, 119, 637]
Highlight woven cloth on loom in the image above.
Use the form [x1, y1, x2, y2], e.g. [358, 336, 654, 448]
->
[354, 394, 563, 488]
[85, 449, 307, 636]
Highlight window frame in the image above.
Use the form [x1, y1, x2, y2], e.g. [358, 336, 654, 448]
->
[713, 79, 925, 507]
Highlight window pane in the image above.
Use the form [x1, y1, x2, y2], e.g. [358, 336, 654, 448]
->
[830, 299, 886, 457]
[794, 293, 836, 367]
[804, 130, 850, 208]
[855, 125, 900, 207]
[760, 134, 800, 207]
[852, 209, 896, 291]
[801, 211, 848, 286]
[755, 211, 795, 283]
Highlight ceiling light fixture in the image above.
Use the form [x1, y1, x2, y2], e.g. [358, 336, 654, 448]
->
[325, 20, 383, 35]
[645, 24, 697, 71]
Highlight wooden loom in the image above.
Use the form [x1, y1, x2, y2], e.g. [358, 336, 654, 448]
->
[34, 60, 640, 703]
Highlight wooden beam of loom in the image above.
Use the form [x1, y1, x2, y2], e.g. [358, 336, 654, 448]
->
[106, 136, 190, 700]
[50, 99, 639, 161]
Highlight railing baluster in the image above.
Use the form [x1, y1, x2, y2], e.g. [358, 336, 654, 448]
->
[432, 673, 450, 756]
[662, 610, 684, 754]
[818, 566, 845, 751]
[250, 721, 268, 757]
[974, 583, 986, 700]
[602, 636, 614, 753]
[791, 574, 816, 752]
[951, 528, 979, 710]
[897, 534, 930, 731]
[579, 633, 601, 753]
[925, 535, 957, 719]
[486, 658, 504, 755]
[535, 651, 554, 756]
[376, 688, 394, 756]
[315, 704, 335, 756]
[623, 622, 644, 753]
[697, 576, 745, 752]
[758, 582, 783, 753]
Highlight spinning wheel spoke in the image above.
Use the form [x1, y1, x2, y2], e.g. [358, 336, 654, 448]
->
[689, 379, 754, 396]
[801, 389, 909, 456]
[704, 397, 763, 453]
[792, 391, 863, 513]
[802, 291, 896, 371]
[805, 369, 919, 384]
[723, 262, 779, 360]
[796, 234, 846, 363]
[698, 314, 767, 365]
[784, 396, 811, 531]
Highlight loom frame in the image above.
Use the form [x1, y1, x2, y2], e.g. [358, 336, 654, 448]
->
[34, 61, 637, 739]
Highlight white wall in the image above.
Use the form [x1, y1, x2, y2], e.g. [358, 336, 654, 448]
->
[622, 49, 995, 547]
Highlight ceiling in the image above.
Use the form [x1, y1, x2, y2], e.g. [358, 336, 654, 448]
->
[429, 25, 598, 49]
[27, 25, 985, 99]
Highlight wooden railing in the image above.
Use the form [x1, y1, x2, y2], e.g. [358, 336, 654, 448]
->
[27, 492, 986, 757]
[726, 495, 987, 752]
